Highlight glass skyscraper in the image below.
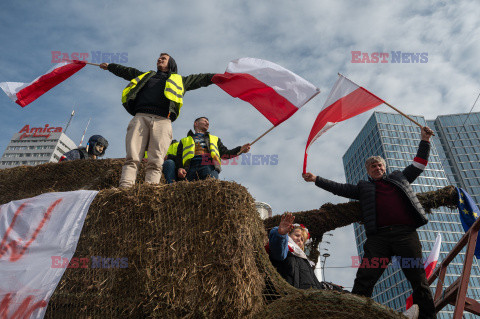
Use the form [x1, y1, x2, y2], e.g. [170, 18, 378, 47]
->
[343, 111, 480, 318]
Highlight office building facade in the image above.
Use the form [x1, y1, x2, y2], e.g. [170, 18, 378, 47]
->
[343, 112, 480, 318]
[0, 124, 77, 169]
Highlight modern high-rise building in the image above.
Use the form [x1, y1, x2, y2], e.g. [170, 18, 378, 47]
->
[0, 123, 77, 169]
[428, 113, 480, 205]
[343, 111, 480, 318]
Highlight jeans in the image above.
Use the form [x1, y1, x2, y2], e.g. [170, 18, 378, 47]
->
[186, 157, 219, 181]
[352, 225, 436, 318]
[162, 159, 177, 184]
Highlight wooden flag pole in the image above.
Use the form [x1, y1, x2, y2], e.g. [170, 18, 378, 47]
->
[85, 62, 101, 66]
[236, 125, 276, 155]
[337, 73, 434, 135]
[383, 101, 422, 128]
[382, 101, 435, 136]
[250, 125, 276, 146]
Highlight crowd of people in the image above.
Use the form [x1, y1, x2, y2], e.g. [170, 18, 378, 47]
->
[60, 52, 437, 318]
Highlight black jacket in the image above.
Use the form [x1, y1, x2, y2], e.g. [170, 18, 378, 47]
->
[107, 63, 214, 121]
[314, 140, 430, 236]
[175, 130, 241, 173]
[270, 253, 324, 290]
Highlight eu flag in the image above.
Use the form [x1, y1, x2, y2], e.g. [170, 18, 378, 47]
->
[457, 187, 480, 259]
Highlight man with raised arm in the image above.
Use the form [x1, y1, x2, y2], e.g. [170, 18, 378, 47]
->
[303, 126, 435, 319]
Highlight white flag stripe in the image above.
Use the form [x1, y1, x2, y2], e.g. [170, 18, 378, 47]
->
[322, 75, 358, 110]
[0, 190, 98, 318]
[426, 234, 442, 267]
[225, 57, 320, 107]
[0, 82, 27, 101]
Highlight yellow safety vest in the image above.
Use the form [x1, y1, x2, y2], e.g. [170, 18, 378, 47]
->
[122, 72, 185, 113]
[181, 135, 221, 168]
[166, 142, 179, 156]
[144, 141, 179, 159]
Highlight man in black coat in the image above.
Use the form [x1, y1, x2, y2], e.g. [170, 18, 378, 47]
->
[303, 126, 435, 319]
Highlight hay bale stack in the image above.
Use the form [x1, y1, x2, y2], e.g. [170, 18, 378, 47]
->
[0, 159, 130, 204]
[1, 160, 455, 317]
[45, 180, 269, 318]
[257, 290, 404, 319]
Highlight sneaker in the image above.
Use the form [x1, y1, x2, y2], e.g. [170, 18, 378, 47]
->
[402, 304, 419, 319]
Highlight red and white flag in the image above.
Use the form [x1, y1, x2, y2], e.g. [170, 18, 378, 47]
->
[212, 57, 320, 126]
[0, 60, 86, 107]
[405, 233, 442, 310]
[0, 190, 97, 318]
[303, 74, 384, 173]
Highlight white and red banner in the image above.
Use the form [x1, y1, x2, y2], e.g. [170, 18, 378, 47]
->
[303, 74, 384, 173]
[0, 190, 97, 318]
[405, 233, 442, 310]
[0, 60, 86, 107]
[212, 57, 320, 126]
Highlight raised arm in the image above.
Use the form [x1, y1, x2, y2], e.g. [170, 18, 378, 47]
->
[99, 63, 145, 81]
[268, 213, 294, 261]
[183, 73, 216, 92]
[402, 126, 433, 183]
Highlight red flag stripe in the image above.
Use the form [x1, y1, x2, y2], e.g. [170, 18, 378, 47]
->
[212, 72, 298, 126]
[15, 61, 86, 107]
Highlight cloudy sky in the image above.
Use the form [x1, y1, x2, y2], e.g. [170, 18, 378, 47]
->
[1, 0, 479, 289]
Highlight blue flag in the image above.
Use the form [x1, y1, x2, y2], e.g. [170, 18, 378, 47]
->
[456, 187, 480, 259]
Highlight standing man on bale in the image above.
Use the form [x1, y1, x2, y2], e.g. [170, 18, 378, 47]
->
[100, 53, 214, 187]
[176, 117, 250, 181]
[302, 126, 435, 319]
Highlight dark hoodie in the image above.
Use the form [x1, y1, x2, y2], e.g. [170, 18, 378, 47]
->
[132, 55, 178, 118]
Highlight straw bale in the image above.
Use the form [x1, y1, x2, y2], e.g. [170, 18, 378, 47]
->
[0, 160, 458, 318]
[45, 180, 268, 318]
[256, 290, 405, 319]
[0, 159, 148, 204]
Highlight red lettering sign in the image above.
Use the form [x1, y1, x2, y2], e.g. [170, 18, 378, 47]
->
[0, 293, 47, 319]
[0, 199, 63, 262]
[17, 124, 62, 139]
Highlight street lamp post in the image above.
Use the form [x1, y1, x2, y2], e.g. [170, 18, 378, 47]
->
[316, 233, 333, 282]
[322, 253, 331, 282]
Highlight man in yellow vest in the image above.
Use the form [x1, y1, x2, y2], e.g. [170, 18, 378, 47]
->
[100, 53, 214, 187]
[176, 117, 251, 181]
[162, 139, 179, 184]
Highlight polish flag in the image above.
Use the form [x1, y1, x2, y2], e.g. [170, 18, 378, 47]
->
[406, 234, 442, 310]
[0, 60, 86, 107]
[303, 74, 384, 173]
[212, 57, 320, 126]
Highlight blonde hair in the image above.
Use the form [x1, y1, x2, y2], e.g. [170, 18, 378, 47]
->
[289, 226, 309, 250]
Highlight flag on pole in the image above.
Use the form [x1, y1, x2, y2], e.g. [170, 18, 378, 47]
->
[456, 187, 480, 259]
[303, 74, 384, 173]
[212, 57, 320, 126]
[405, 233, 442, 310]
[0, 60, 86, 107]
